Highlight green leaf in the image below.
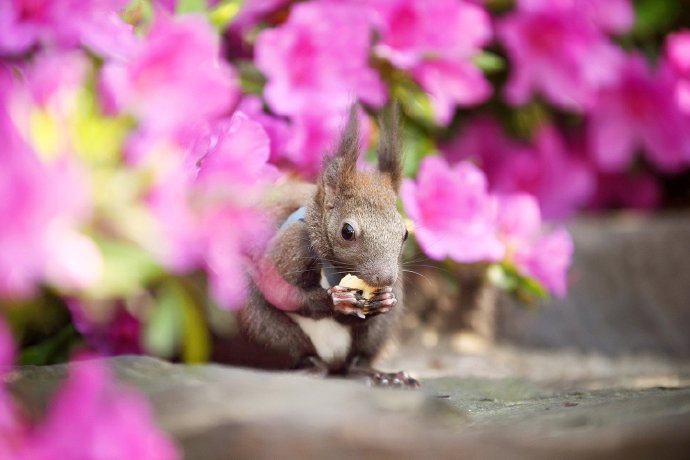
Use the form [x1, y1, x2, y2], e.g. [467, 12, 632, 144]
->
[122, 0, 154, 30]
[401, 123, 436, 177]
[180, 290, 210, 363]
[177, 0, 207, 14]
[487, 263, 518, 291]
[472, 51, 505, 73]
[209, 0, 244, 30]
[487, 261, 548, 306]
[392, 78, 437, 131]
[88, 238, 163, 299]
[143, 283, 183, 358]
[18, 325, 79, 366]
[632, 0, 681, 37]
[236, 60, 267, 94]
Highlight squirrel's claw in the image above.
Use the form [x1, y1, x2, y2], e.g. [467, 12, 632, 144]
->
[363, 290, 397, 316]
[329, 286, 366, 316]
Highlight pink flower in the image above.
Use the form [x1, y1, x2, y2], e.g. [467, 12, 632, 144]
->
[21, 359, 179, 459]
[101, 14, 238, 141]
[440, 115, 519, 174]
[148, 112, 275, 309]
[236, 96, 290, 164]
[0, 0, 135, 58]
[666, 30, 690, 114]
[514, 228, 573, 298]
[0, 72, 99, 296]
[369, 0, 491, 124]
[401, 156, 504, 263]
[194, 112, 279, 188]
[589, 172, 661, 211]
[0, 318, 177, 459]
[492, 125, 595, 220]
[282, 107, 372, 179]
[255, 1, 386, 118]
[588, 53, 689, 173]
[495, 193, 573, 297]
[443, 118, 595, 220]
[497, 0, 625, 110]
[68, 300, 142, 356]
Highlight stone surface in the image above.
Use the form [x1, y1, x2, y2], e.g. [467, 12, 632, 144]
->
[497, 212, 690, 357]
[7, 355, 690, 459]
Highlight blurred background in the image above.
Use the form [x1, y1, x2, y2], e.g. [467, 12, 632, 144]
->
[2, 0, 690, 456]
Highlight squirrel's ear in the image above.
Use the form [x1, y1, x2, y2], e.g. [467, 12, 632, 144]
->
[377, 100, 402, 191]
[321, 104, 360, 196]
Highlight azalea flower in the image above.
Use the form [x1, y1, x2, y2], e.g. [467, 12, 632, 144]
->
[495, 193, 572, 297]
[0, 318, 178, 459]
[0, 70, 99, 297]
[0, 0, 135, 58]
[401, 156, 504, 263]
[443, 118, 595, 220]
[369, 0, 491, 124]
[148, 112, 275, 309]
[497, 0, 625, 110]
[255, 1, 386, 118]
[665, 30, 690, 114]
[101, 14, 238, 143]
[588, 53, 689, 173]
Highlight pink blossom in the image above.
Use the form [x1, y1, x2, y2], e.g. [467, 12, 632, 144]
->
[255, 1, 386, 118]
[495, 193, 573, 297]
[0, 0, 135, 58]
[101, 14, 238, 142]
[0, 72, 98, 296]
[666, 30, 690, 114]
[492, 125, 595, 220]
[497, 0, 625, 110]
[440, 115, 517, 174]
[68, 300, 142, 356]
[194, 112, 279, 188]
[282, 107, 372, 179]
[149, 112, 275, 309]
[589, 172, 661, 211]
[21, 359, 179, 459]
[443, 118, 595, 220]
[410, 58, 491, 125]
[236, 96, 290, 164]
[514, 228, 573, 298]
[0, 318, 25, 456]
[369, 0, 491, 124]
[0, 319, 177, 459]
[401, 156, 504, 263]
[588, 53, 689, 173]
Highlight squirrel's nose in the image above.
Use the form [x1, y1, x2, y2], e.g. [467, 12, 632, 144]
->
[372, 272, 397, 287]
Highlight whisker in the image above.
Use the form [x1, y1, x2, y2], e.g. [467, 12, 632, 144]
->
[402, 269, 434, 287]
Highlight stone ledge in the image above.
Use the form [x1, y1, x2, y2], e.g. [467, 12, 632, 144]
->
[7, 356, 690, 459]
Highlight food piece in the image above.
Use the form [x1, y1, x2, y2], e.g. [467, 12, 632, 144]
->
[339, 274, 375, 300]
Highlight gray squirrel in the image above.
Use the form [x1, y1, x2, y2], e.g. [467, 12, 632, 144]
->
[239, 104, 419, 388]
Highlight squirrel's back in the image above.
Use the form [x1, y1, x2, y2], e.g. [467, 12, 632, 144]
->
[260, 179, 317, 226]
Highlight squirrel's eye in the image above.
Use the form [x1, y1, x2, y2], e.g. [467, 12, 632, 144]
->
[341, 223, 355, 241]
[403, 228, 409, 241]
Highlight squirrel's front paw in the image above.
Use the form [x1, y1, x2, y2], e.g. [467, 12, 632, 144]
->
[328, 286, 365, 316]
[363, 287, 397, 316]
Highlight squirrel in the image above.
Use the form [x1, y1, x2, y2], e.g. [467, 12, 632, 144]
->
[238, 104, 419, 388]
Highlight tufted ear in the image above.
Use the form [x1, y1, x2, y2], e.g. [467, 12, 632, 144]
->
[320, 105, 360, 204]
[377, 100, 402, 191]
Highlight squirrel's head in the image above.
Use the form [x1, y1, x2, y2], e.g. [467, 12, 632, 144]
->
[307, 104, 407, 288]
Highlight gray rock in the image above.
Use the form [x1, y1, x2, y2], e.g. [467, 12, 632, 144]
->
[497, 213, 690, 357]
[7, 356, 690, 459]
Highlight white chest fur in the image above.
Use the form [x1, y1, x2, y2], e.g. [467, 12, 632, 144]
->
[288, 314, 351, 363]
